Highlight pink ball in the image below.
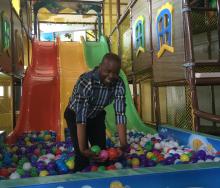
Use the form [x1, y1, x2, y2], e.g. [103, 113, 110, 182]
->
[99, 150, 109, 161]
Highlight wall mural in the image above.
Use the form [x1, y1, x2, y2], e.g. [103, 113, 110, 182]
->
[134, 16, 145, 56]
[156, 2, 174, 58]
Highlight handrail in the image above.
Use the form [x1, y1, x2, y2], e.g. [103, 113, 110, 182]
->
[195, 110, 220, 123]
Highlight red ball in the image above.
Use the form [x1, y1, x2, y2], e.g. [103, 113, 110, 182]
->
[106, 165, 116, 171]
[108, 148, 118, 161]
[55, 149, 62, 155]
[0, 168, 10, 177]
[34, 148, 40, 156]
[90, 166, 98, 172]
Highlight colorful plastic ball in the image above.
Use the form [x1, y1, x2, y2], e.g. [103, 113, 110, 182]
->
[114, 162, 123, 169]
[39, 170, 49, 177]
[146, 152, 154, 159]
[91, 145, 101, 155]
[98, 166, 106, 171]
[106, 165, 116, 171]
[16, 168, 25, 176]
[180, 154, 190, 162]
[47, 162, 56, 171]
[30, 167, 38, 177]
[145, 160, 157, 167]
[131, 158, 140, 168]
[154, 143, 161, 150]
[81, 185, 93, 188]
[44, 134, 51, 141]
[23, 162, 32, 171]
[110, 181, 124, 188]
[196, 150, 206, 160]
[144, 141, 153, 151]
[9, 171, 21, 179]
[65, 160, 74, 170]
[108, 148, 119, 161]
[34, 148, 40, 156]
[0, 168, 10, 177]
[99, 150, 109, 161]
[90, 166, 98, 172]
[214, 157, 220, 162]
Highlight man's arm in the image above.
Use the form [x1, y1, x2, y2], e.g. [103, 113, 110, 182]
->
[77, 124, 98, 158]
[114, 79, 127, 148]
[117, 124, 127, 147]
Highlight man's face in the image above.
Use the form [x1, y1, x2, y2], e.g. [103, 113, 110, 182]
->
[99, 60, 120, 87]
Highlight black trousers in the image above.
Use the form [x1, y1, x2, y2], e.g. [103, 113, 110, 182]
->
[64, 107, 106, 172]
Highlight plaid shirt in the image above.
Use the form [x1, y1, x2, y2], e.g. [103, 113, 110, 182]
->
[68, 68, 127, 125]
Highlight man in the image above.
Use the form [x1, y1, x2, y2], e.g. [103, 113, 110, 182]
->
[64, 53, 127, 172]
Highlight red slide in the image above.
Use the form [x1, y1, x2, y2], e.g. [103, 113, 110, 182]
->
[7, 41, 61, 144]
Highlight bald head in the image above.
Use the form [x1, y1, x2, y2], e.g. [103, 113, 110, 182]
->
[99, 53, 121, 86]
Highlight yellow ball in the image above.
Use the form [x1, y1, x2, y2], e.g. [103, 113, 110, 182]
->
[66, 160, 75, 170]
[146, 152, 154, 159]
[26, 141, 32, 146]
[131, 158, 140, 167]
[110, 181, 124, 188]
[12, 146, 18, 153]
[44, 135, 51, 141]
[39, 170, 49, 177]
[180, 154, 190, 162]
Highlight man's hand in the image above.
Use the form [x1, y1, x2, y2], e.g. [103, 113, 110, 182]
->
[81, 149, 100, 161]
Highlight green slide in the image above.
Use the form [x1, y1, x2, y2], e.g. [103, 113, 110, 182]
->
[82, 36, 156, 134]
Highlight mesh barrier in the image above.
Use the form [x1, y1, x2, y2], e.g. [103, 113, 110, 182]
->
[195, 65, 220, 72]
[191, 9, 219, 61]
[119, 15, 132, 75]
[159, 85, 193, 130]
[191, 10, 217, 34]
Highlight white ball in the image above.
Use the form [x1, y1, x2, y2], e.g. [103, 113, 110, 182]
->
[23, 162, 32, 171]
[214, 157, 220, 162]
[174, 159, 180, 164]
[205, 159, 213, 163]
[81, 185, 93, 188]
[154, 143, 161, 150]
[140, 141, 145, 147]
[9, 172, 21, 179]
[134, 138, 140, 143]
[197, 160, 205, 163]
[59, 146, 65, 151]
[46, 153, 55, 160]
[130, 137, 135, 143]
[114, 162, 123, 169]
[168, 149, 176, 154]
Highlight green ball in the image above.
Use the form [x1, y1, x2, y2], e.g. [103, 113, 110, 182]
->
[98, 166, 105, 171]
[41, 149, 46, 155]
[52, 146, 57, 154]
[12, 155, 18, 163]
[186, 152, 193, 158]
[144, 142, 153, 151]
[91, 145, 101, 155]
[151, 156, 158, 161]
[17, 168, 25, 176]
[30, 167, 38, 177]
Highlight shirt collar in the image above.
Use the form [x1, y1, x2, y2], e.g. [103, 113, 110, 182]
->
[93, 67, 101, 82]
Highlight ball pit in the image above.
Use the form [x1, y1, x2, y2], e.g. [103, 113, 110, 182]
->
[0, 129, 219, 180]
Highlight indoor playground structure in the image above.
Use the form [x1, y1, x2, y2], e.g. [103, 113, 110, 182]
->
[1, 0, 220, 188]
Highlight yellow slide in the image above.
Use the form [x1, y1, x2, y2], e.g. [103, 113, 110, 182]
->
[59, 41, 88, 140]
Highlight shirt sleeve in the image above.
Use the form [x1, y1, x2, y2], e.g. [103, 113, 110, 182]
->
[114, 79, 127, 125]
[70, 76, 92, 124]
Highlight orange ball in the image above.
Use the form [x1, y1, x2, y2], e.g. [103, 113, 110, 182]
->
[108, 148, 118, 160]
